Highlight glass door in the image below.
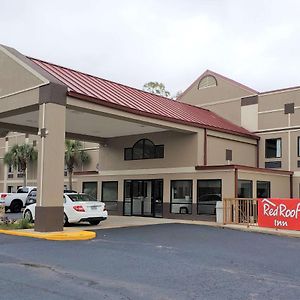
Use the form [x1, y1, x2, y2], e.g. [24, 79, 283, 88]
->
[153, 179, 163, 217]
[124, 179, 163, 217]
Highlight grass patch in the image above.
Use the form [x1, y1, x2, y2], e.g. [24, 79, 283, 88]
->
[0, 217, 33, 230]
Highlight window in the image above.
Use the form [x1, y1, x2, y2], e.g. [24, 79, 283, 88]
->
[198, 75, 217, 89]
[170, 180, 192, 214]
[7, 165, 13, 179]
[124, 139, 164, 160]
[197, 180, 222, 215]
[17, 187, 29, 193]
[68, 194, 96, 202]
[124, 148, 133, 160]
[265, 138, 281, 158]
[102, 181, 118, 211]
[8, 165, 13, 173]
[64, 164, 67, 177]
[257, 181, 270, 198]
[7, 186, 13, 193]
[82, 182, 98, 199]
[298, 137, 300, 157]
[238, 180, 253, 198]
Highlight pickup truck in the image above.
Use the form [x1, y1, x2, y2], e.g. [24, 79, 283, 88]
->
[0, 186, 36, 213]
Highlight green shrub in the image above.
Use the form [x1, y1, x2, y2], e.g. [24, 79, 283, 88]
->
[0, 217, 33, 230]
[16, 218, 33, 229]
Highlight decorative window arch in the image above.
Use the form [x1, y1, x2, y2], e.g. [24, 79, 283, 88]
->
[198, 75, 217, 90]
[124, 139, 164, 160]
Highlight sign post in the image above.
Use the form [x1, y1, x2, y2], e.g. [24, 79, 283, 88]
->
[258, 198, 300, 230]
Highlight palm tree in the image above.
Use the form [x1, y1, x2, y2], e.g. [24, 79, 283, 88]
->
[4, 144, 38, 187]
[65, 140, 90, 190]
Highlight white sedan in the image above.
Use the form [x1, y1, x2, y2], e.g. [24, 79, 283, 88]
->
[23, 193, 108, 226]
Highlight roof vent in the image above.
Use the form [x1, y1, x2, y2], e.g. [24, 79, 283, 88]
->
[198, 75, 217, 90]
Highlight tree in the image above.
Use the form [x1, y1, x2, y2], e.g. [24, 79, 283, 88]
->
[4, 144, 38, 187]
[65, 140, 90, 190]
[172, 90, 183, 100]
[143, 82, 171, 98]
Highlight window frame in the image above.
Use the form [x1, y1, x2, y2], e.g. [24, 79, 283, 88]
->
[82, 181, 98, 199]
[170, 180, 193, 215]
[298, 136, 300, 157]
[101, 181, 118, 211]
[124, 139, 164, 161]
[265, 138, 282, 158]
[197, 179, 222, 215]
[238, 180, 253, 198]
[256, 181, 271, 198]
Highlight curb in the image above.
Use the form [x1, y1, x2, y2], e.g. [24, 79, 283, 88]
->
[0, 229, 96, 241]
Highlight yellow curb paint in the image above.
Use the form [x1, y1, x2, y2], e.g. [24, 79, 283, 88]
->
[0, 229, 96, 241]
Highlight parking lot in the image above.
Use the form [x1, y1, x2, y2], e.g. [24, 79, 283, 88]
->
[0, 223, 300, 300]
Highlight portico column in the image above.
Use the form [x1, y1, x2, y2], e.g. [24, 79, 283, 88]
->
[35, 102, 66, 232]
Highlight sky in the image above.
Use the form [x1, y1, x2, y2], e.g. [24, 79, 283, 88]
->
[1, 0, 300, 96]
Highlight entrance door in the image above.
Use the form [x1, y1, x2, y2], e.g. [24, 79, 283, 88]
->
[123, 179, 163, 217]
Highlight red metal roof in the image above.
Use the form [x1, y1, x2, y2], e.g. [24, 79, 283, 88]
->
[29, 57, 258, 139]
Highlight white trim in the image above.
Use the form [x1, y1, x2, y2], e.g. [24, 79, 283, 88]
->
[260, 87, 300, 96]
[96, 167, 234, 176]
[195, 96, 243, 108]
[255, 126, 300, 133]
[258, 106, 300, 115]
[238, 169, 290, 177]
[258, 108, 284, 114]
[99, 167, 197, 176]
[39, 103, 46, 206]
[0, 84, 47, 100]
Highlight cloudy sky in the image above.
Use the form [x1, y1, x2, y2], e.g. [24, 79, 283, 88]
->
[1, 0, 300, 96]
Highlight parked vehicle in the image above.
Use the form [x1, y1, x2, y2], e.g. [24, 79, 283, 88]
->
[25, 188, 77, 206]
[23, 193, 108, 226]
[0, 186, 36, 213]
[198, 194, 222, 215]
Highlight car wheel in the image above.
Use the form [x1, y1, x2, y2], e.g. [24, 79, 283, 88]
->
[24, 210, 33, 222]
[63, 213, 69, 226]
[89, 220, 100, 225]
[10, 200, 23, 213]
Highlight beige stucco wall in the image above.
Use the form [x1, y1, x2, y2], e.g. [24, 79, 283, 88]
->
[293, 175, 300, 198]
[207, 135, 257, 167]
[258, 89, 300, 112]
[74, 170, 235, 203]
[179, 74, 254, 106]
[0, 48, 43, 97]
[238, 170, 290, 198]
[290, 131, 300, 172]
[258, 132, 288, 170]
[258, 111, 288, 130]
[258, 132, 291, 171]
[99, 131, 201, 171]
[202, 99, 242, 126]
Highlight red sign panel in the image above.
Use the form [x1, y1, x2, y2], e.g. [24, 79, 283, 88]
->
[258, 198, 300, 230]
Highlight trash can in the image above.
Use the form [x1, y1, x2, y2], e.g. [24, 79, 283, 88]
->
[216, 201, 223, 224]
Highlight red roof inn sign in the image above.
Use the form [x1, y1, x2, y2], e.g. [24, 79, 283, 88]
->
[258, 199, 300, 230]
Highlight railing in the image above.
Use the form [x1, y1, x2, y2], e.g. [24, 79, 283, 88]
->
[223, 198, 258, 226]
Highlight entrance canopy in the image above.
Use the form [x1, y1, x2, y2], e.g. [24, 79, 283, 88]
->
[0, 44, 257, 232]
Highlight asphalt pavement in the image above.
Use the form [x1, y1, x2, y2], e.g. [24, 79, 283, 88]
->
[0, 223, 299, 300]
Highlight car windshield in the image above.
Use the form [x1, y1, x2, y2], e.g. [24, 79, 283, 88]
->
[68, 194, 97, 202]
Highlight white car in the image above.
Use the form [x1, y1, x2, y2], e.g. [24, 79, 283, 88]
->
[1, 186, 36, 213]
[23, 193, 108, 226]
